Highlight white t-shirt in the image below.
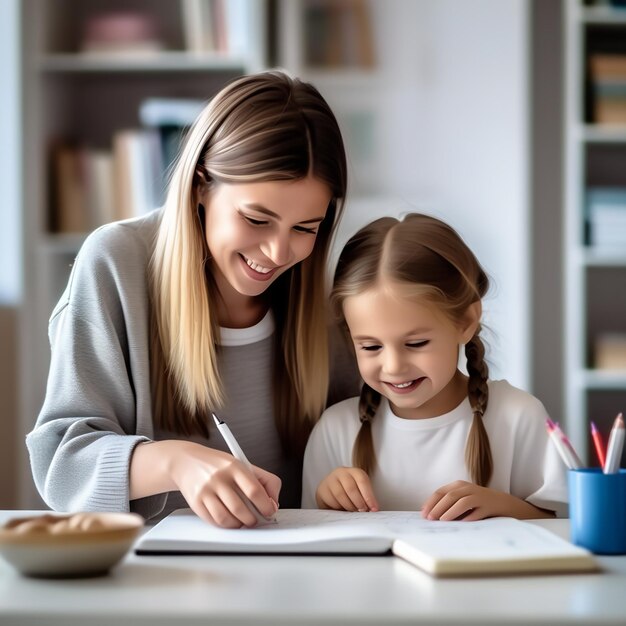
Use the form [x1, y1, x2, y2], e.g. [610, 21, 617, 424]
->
[302, 380, 568, 517]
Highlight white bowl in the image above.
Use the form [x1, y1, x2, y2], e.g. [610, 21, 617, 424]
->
[0, 512, 144, 578]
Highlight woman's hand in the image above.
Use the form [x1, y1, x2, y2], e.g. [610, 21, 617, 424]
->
[315, 467, 379, 512]
[421, 480, 555, 521]
[131, 440, 280, 528]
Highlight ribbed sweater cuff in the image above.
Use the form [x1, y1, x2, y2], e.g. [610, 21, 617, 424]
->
[85, 434, 166, 519]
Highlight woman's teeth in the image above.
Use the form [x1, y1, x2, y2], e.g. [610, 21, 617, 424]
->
[245, 258, 272, 274]
[392, 381, 414, 388]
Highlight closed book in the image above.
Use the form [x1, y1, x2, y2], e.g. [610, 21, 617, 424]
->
[51, 145, 89, 233]
[113, 130, 161, 220]
[85, 149, 115, 228]
[181, 0, 215, 52]
[595, 333, 626, 370]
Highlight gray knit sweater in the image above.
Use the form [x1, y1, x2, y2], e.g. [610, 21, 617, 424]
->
[26, 210, 360, 520]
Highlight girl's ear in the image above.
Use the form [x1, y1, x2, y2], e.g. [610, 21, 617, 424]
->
[459, 301, 482, 344]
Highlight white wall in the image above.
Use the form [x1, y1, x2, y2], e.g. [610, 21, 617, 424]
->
[336, 0, 530, 390]
[0, 0, 21, 304]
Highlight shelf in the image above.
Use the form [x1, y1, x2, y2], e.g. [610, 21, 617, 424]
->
[38, 52, 249, 73]
[564, 1, 626, 457]
[580, 6, 626, 24]
[583, 248, 626, 266]
[580, 125, 626, 143]
[580, 368, 626, 389]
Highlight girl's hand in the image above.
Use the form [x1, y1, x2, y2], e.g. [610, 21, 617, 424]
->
[421, 480, 555, 521]
[315, 467, 379, 512]
[165, 441, 281, 528]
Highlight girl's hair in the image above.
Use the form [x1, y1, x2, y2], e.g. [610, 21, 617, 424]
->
[149, 70, 347, 457]
[331, 213, 492, 485]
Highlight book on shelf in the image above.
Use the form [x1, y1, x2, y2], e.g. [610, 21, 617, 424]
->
[49, 130, 163, 235]
[595, 333, 626, 370]
[50, 144, 89, 234]
[181, 0, 216, 53]
[112, 129, 164, 221]
[589, 53, 626, 124]
[79, 11, 164, 56]
[181, 0, 249, 56]
[139, 97, 205, 180]
[50, 144, 116, 233]
[136, 509, 597, 578]
[303, 0, 375, 69]
[586, 187, 626, 249]
[86, 150, 116, 228]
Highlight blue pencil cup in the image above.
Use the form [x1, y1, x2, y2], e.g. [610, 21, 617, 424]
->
[568, 468, 626, 555]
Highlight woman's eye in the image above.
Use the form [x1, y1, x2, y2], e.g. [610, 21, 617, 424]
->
[244, 216, 268, 226]
[293, 225, 318, 235]
[407, 340, 429, 348]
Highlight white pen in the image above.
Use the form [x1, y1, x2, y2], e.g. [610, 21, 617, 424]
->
[603, 412, 625, 475]
[212, 413, 253, 469]
[212, 413, 277, 522]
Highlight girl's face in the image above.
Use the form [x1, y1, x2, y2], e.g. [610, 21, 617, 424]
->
[203, 175, 332, 302]
[343, 285, 479, 420]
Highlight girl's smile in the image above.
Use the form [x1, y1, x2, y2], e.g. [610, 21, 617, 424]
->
[383, 377, 426, 394]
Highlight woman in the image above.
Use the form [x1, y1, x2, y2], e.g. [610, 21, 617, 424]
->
[27, 71, 360, 528]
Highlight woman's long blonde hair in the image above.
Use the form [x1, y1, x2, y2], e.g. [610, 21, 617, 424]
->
[331, 214, 493, 486]
[149, 71, 347, 457]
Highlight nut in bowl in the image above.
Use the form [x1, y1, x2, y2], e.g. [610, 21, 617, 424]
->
[0, 512, 144, 578]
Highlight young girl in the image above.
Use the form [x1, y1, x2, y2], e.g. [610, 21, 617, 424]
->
[27, 71, 360, 528]
[302, 213, 568, 520]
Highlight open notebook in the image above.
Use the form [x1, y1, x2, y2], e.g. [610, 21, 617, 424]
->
[136, 509, 598, 577]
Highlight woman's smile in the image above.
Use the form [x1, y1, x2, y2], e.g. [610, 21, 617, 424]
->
[239, 253, 279, 281]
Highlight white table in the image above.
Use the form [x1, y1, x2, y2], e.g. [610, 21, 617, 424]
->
[1, 512, 625, 626]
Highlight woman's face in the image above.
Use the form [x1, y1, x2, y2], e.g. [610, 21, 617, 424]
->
[203, 175, 332, 301]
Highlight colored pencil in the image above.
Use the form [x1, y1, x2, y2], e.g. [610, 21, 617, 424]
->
[590, 421, 606, 468]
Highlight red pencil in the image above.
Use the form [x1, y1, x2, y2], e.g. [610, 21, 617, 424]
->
[590, 421, 606, 468]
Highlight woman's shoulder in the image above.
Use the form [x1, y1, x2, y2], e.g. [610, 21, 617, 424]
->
[56, 210, 161, 314]
[78, 210, 161, 267]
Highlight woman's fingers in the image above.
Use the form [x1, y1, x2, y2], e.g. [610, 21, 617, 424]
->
[193, 492, 244, 529]
[172, 444, 282, 527]
[218, 484, 263, 528]
[251, 466, 282, 506]
[237, 466, 281, 519]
